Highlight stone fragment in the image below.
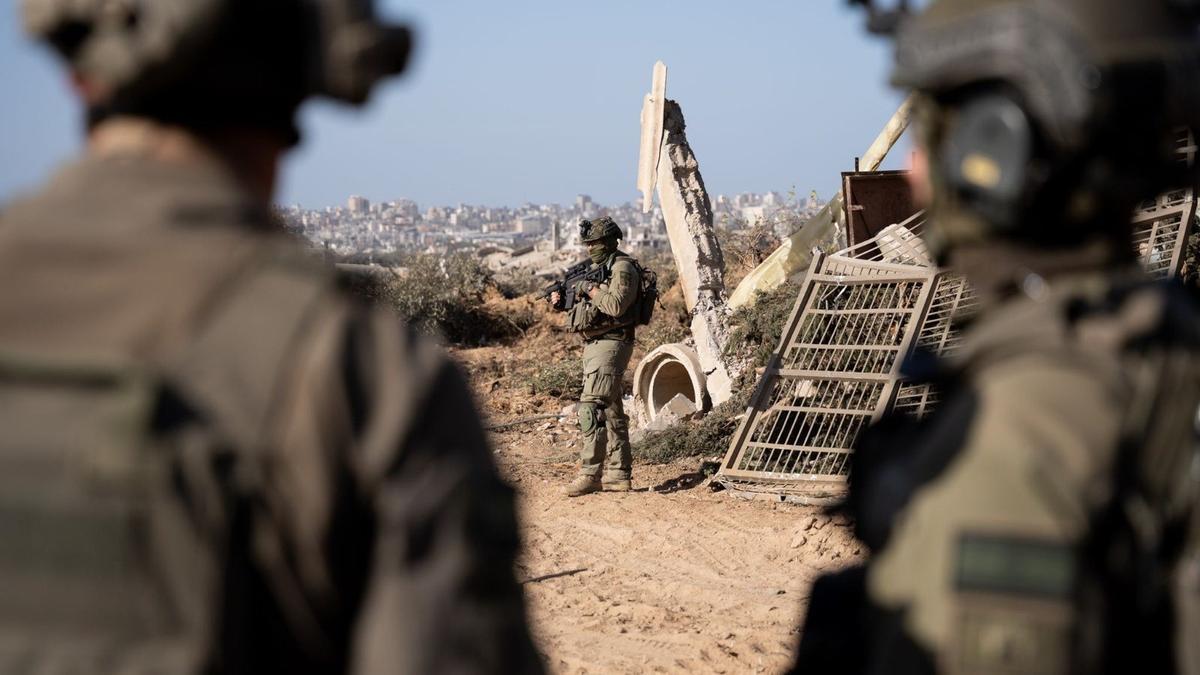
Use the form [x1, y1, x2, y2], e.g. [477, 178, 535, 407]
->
[646, 409, 680, 433]
[661, 392, 698, 420]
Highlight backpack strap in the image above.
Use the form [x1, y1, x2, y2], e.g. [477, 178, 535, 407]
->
[162, 251, 332, 453]
[158, 248, 344, 666]
[1070, 280, 1200, 673]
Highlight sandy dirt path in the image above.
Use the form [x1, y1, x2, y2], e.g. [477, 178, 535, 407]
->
[490, 429, 859, 674]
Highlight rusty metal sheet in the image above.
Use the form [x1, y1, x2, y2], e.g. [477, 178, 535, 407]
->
[841, 170, 917, 248]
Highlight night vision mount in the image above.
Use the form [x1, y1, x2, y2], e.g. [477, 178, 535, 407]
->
[847, 0, 913, 35]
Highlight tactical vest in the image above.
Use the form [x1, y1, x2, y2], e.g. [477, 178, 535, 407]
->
[572, 254, 644, 340]
[0, 257, 332, 673]
[840, 277, 1200, 674]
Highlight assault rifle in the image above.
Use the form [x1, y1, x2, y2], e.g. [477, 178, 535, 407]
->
[540, 259, 606, 311]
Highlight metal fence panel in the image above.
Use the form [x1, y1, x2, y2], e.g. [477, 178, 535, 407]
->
[1132, 187, 1196, 279]
[719, 229, 938, 493]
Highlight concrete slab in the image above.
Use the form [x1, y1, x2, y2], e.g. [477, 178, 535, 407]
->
[637, 61, 668, 214]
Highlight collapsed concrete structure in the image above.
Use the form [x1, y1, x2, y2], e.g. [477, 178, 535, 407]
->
[629, 73, 923, 429]
[630, 63, 737, 423]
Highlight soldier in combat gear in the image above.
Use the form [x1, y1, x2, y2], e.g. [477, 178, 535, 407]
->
[0, 1, 543, 673]
[550, 217, 643, 497]
[794, 1, 1200, 673]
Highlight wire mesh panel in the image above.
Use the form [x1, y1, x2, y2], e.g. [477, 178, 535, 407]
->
[891, 273, 978, 419]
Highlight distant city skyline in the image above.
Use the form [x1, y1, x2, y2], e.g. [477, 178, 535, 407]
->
[291, 187, 827, 212]
[1, 2, 911, 210]
[280, 187, 820, 260]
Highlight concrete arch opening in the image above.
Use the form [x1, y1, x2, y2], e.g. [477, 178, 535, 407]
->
[633, 343, 709, 423]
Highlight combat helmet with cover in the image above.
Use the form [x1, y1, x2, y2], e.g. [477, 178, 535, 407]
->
[21, 0, 412, 141]
[854, 0, 1200, 250]
[579, 216, 624, 243]
[847, 2, 1200, 673]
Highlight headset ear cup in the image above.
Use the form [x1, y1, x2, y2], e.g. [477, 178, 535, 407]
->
[940, 93, 1036, 232]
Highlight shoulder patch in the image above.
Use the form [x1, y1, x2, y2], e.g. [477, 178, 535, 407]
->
[955, 533, 1073, 598]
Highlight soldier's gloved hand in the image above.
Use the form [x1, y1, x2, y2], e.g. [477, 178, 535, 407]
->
[550, 291, 561, 306]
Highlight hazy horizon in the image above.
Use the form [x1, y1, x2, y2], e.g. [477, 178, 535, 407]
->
[1, 1, 911, 211]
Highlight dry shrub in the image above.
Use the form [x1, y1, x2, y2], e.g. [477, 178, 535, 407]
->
[525, 357, 583, 399]
[632, 391, 751, 464]
[347, 253, 536, 346]
[720, 217, 782, 280]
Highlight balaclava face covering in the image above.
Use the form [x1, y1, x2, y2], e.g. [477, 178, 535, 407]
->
[589, 236, 618, 265]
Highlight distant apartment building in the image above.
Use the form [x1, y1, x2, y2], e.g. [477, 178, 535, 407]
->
[516, 215, 549, 234]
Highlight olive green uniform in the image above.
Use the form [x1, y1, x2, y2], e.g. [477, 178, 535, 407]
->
[870, 263, 1200, 675]
[0, 154, 543, 673]
[793, 248, 1200, 675]
[569, 252, 641, 480]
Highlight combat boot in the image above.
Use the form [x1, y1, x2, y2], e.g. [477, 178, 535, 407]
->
[602, 477, 632, 492]
[565, 475, 601, 497]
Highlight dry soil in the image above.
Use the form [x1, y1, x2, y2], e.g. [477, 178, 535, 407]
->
[486, 422, 860, 674]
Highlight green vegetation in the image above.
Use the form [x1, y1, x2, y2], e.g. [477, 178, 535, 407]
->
[722, 281, 801, 369]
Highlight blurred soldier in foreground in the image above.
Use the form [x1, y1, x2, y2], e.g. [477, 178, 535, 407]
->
[795, 0, 1200, 673]
[0, 1, 542, 672]
[549, 217, 645, 497]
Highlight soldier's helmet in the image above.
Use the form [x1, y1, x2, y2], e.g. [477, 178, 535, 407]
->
[21, 0, 412, 141]
[580, 216, 623, 243]
[861, 0, 1200, 247]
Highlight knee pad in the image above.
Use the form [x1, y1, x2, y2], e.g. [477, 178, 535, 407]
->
[578, 402, 599, 435]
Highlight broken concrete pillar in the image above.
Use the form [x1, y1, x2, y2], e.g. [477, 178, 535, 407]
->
[728, 95, 915, 309]
[655, 100, 735, 407]
[657, 100, 725, 313]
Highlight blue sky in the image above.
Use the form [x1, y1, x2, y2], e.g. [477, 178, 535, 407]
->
[0, 1, 911, 209]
